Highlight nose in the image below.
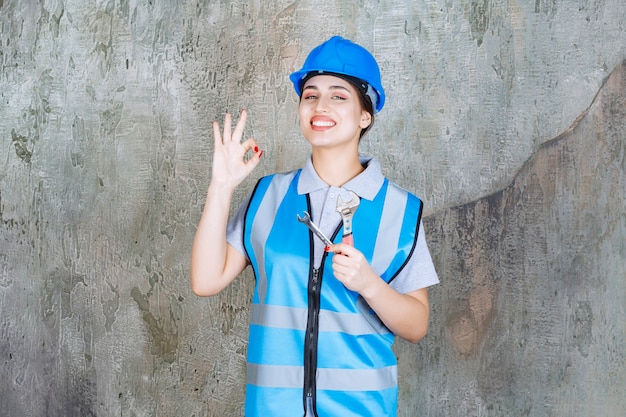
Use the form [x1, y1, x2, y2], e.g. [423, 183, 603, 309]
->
[315, 95, 330, 113]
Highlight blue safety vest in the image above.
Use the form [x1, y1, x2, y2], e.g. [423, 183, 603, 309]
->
[242, 169, 422, 417]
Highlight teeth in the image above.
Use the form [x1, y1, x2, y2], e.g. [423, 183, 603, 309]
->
[312, 121, 335, 127]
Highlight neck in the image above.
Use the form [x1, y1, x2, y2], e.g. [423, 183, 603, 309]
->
[311, 148, 364, 187]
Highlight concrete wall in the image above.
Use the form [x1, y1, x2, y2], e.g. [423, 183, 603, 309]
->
[1, 1, 624, 416]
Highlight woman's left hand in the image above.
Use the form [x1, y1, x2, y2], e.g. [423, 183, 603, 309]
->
[326, 244, 379, 296]
[326, 243, 430, 343]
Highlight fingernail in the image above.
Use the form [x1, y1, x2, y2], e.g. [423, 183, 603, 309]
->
[254, 146, 259, 153]
[259, 150, 263, 158]
[324, 246, 330, 252]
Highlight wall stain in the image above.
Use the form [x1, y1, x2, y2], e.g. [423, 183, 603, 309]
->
[535, 0, 558, 17]
[100, 102, 124, 136]
[11, 129, 32, 163]
[220, 300, 247, 335]
[38, 1, 65, 38]
[469, 0, 490, 47]
[0, 253, 10, 287]
[102, 281, 120, 333]
[443, 194, 501, 357]
[569, 300, 593, 357]
[41, 261, 87, 330]
[130, 283, 179, 364]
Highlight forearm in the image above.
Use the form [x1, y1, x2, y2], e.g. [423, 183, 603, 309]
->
[328, 243, 431, 342]
[190, 182, 238, 296]
[190, 111, 260, 296]
[360, 281, 430, 343]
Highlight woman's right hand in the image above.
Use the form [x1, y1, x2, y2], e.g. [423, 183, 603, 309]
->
[210, 109, 262, 189]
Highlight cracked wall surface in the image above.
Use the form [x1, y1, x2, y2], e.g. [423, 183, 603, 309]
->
[411, 61, 626, 416]
[1, 1, 625, 416]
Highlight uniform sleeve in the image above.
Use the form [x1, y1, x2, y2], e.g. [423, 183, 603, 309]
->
[389, 221, 439, 294]
[226, 194, 251, 260]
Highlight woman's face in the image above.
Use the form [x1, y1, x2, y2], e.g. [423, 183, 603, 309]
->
[298, 75, 372, 150]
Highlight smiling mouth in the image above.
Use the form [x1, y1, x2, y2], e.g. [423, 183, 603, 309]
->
[311, 120, 335, 127]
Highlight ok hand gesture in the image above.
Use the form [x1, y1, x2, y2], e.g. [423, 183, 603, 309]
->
[211, 110, 262, 189]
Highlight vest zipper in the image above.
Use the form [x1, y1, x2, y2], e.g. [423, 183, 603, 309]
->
[304, 266, 321, 417]
[302, 195, 341, 416]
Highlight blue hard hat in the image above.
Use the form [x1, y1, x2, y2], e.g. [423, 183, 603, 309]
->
[289, 36, 386, 113]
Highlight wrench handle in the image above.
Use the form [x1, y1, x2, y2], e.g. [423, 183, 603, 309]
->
[342, 233, 354, 246]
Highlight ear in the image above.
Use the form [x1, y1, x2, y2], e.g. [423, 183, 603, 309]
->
[359, 111, 372, 129]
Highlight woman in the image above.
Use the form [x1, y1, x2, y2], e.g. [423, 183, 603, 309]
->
[191, 36, 439, 417]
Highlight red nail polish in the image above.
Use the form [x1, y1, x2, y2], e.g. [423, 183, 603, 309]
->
[259, 150, 263, 158]
[324, 246, 330, 252]
[254, 146, 259, 153]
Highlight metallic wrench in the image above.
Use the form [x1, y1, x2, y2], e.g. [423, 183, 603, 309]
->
[296, 211, 333, 246]
[335, 190, 360, 246]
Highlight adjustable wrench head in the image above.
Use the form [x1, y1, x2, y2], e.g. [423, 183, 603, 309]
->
[336, 190, 360, 235]
[336, 190, 360, 213]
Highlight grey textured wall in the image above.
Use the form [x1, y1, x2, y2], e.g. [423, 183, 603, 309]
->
[1, 1, 624, 416]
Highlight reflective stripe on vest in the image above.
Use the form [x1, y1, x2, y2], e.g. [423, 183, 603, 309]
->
[243, 170, 422, 417]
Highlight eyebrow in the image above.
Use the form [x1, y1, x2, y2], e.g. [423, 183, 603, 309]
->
[302, 84, 352, 93]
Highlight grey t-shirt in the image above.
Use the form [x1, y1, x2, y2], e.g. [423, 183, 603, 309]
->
[226, 156, 439, 294]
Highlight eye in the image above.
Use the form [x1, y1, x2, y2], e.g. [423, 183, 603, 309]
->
[331, 94, 347, 101]
[302, 93, 317, 100]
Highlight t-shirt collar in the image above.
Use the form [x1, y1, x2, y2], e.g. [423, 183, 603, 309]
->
[296, 154, 385, 201]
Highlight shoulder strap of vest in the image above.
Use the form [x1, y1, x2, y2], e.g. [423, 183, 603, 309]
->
[358, 180, 422, 284]
[242, 170, 301, 263]
[388, 185, 422, 283]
